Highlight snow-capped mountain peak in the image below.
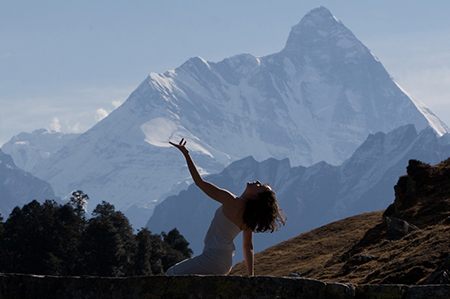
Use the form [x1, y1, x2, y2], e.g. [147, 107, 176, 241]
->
[284, 6, 357, 54]
[21, 7, 449, 229]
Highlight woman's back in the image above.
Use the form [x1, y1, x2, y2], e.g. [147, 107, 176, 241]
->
[204, 206, 242, 251]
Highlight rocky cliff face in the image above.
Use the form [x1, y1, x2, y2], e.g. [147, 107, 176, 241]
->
[390, 158, 450, 227]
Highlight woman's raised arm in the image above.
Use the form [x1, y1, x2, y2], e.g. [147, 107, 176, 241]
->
[170, 138, 236, 205]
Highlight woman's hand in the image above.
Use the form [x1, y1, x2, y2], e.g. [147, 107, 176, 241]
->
[169, 138, 189, 155]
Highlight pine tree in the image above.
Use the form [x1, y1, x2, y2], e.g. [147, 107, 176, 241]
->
[68, 190, 89, 219]
[0, 194, 192, 277]
[161, 228, 193, 271]
[81, 201, 137, 277]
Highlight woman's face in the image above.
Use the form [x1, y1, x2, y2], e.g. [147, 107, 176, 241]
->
[242, 181, 271, 200]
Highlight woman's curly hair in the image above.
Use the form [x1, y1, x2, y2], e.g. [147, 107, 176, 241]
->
[243, 188, 286, 233]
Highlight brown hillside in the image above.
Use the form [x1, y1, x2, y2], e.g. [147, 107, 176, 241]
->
[231, 158, 450, 285]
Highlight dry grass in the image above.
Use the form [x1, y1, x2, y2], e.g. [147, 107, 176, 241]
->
[231, 158, 450, 285]
[231, 211, 384, 278]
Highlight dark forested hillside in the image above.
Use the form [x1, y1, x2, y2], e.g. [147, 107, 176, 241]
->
[0, 191, 192, 277]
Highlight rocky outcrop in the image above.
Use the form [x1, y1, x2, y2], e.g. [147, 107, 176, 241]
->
[1, 274, 450, 299]
[390, 159, 450, 228]
[425, 255, 450, 285]
[382, 214, 420, 240]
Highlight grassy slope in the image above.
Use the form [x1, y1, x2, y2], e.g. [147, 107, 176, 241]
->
[231, 159, 450, 285]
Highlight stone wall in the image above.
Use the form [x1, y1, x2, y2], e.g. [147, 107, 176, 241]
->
[1, 273, 449, 299]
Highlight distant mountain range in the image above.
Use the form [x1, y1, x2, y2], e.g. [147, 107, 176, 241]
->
[1, 129, 80, 173]
[147, 125, 450, 263]
[2, 6, 449, 230]
[0, 149, 60, 217]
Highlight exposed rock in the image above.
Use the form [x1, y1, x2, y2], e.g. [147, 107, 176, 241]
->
[391, 159, 450, 227]
[425, 255, 450, 284]
[383, 200, 420, 240]
[383, 215, 420, 240]
[291, 269, 315, 277]
[393, 174, 417, 212]
[347, 253, 378, 266]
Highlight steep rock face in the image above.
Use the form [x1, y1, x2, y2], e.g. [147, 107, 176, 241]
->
[32, 7, 448, 228]
[0, 150, 60, 217]
[147, 125, 450, 263]
[390, 158, 450, 227]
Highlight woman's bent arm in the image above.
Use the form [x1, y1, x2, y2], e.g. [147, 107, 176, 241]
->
[243, 228, 254, 276]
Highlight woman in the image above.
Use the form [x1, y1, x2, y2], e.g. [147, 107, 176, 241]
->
[165, 138, 285, 276]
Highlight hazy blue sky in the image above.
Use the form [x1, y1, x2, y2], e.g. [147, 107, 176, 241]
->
[1, 0, 450, 145]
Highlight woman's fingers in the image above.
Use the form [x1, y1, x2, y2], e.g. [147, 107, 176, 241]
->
[169, 138, 189, 155]
[169, 138, 187, 148]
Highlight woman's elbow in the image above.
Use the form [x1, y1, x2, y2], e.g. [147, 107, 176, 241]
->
[194, 178, 207, 189]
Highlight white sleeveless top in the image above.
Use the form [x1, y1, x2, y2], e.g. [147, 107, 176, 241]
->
[203, 206, 242, 251]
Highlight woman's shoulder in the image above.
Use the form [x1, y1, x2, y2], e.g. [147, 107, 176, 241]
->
[222, 198, 246, 228]
[223, 197, 246, 212]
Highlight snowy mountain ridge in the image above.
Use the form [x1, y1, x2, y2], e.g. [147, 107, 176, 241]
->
[6, 6, 449, 228]
[134, 6, 447, 166]
[1, 129, 80, 173]
[394, 82, 448, 136]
